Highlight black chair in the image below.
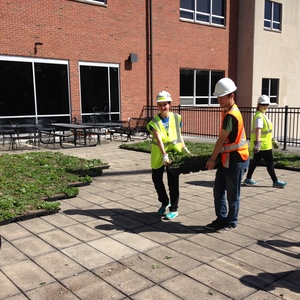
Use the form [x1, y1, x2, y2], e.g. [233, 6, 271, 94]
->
[0, 119, 14, 149]
[37, 118, 55, 147]
[14, 118, 38, 149]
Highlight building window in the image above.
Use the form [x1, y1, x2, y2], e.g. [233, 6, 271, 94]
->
[180, 69, 224, 106]
[0, 56, 70, 122]
[79, 62, 120, 122]
[180, 0, 225, 26]
[262, 78, 279, 104]
[264, 1, 281, 31]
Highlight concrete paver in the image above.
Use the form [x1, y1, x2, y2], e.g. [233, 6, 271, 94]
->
[0, 138, 299, 299]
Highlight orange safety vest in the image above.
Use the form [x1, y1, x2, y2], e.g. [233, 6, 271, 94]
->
[220, 104, 249, 168]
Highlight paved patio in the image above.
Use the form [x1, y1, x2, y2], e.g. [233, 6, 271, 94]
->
[0, 138, 299, 299]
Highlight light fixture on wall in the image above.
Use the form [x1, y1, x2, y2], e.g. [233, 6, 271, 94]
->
[34, 42, 43, 54]
[128, 53, 138, 63]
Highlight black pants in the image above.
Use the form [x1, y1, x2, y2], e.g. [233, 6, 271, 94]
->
[246, 149, 278, 182]
[152, 165, 179, 212]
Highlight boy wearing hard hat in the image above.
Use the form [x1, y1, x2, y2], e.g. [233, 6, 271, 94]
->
[206, 78, 249, 233]
[146, 91, 190, 220]
[244, 95, 287, 187]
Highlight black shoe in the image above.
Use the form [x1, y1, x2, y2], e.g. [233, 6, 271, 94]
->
[206, 219, 224, 230]
[217, 224, 237, 233]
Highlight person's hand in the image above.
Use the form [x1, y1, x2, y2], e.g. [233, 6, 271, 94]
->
[253, 141, 261, 154]
[272, 138, 279, 149]
[183, 146, 191, 154]
[162, 153, 170, 165]
[206, 157, 215, 170]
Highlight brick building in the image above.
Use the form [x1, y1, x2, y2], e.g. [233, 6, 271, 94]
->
[0, 0, 298, 124]
[0, 0, 238, 123]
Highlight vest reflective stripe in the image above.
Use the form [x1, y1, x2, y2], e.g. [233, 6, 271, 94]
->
[250, 111, 273, 151]
[146, 113, 183, 169]
[220, 104, 249, 168]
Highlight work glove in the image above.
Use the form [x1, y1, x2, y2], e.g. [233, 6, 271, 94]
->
[162, 153, 170, 165]
[272, 137, 279, 149]
[253, 141, 261, 154]
[183, 146, 191, 154]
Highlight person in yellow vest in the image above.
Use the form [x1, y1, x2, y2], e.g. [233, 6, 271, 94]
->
[244, 95, 287, 187]
[146, 91, 190, 220]
[206, 78, 249, 233]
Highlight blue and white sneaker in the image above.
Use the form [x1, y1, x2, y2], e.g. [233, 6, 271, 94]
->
[273, 180, 287, 188]
[165, 211, 178, 220]
[157, 203, 170, 215]
[243, 179, 258, 186]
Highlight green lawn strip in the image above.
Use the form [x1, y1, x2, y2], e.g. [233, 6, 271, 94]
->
[120, 141, 300, 170]
[0, 151, 108, 221]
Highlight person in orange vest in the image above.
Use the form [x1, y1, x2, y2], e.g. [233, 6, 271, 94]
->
[146, 91, 190, 220]
[206, 78, 249, 233]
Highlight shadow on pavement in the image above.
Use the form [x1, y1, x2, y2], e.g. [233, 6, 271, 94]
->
[257, 239, 300, 260]
[185, 180, 214, 187]
[240, 269, 300, 293]
[63, 208, 207, 234]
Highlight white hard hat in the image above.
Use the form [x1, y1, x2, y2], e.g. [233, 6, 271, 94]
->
[156, 91, 172, 102]
[213, 78, 237, 97]
[257, 95, 270, 105]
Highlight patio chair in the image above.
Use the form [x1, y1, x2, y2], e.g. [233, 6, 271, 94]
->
[14, 118, 38, 149]
[0, 119, 14, 149]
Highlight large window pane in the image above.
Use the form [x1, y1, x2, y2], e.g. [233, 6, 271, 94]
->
[264, 1, 272, 20]
[273, 3, 281, 22]
[181, 0, 194, 10]
[0, 61, 35, 116]
[80, 65, 109, 113]
[80, 63, 120, 121]
[211, 71, 223, 94]
[110, 67, 120, 113]
[197, 0, 210, 13]
[180, 10, 194, 19]
[180, 69, 194, 96]
[196, 70, 209, 96]
[212, 0, 224, 15]
[35, 63, 69, 115]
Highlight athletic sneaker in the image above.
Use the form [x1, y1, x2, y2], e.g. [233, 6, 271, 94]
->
[157, 203, 170, 215]
[165, 211, 178, 220]
[273, 180, 287, 188]
[243, 179, 258, 186]
[217, 225, 237, 233]
[206, 219, 224, 230]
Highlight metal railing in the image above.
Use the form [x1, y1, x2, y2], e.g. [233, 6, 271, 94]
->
[143, 105, 300, 150]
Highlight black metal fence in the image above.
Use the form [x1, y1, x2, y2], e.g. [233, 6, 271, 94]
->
[143, 106, 300, 150]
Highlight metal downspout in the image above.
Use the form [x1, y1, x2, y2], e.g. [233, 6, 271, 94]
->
[150, 0, 154, 115]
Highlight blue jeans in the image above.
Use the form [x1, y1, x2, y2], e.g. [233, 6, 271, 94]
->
[213, 160, 248, 227]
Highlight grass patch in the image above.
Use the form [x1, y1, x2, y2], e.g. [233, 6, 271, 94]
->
[0, 151, 108, 221]
[120, 141, 300, 169]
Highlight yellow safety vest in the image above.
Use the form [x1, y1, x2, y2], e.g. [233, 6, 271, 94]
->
[220, 104, 249, 168]
[250, 111, 273, 151]
[146, 112, 183, 169]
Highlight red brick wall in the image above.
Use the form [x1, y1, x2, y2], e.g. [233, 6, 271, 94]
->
[0, 0, 239, 120]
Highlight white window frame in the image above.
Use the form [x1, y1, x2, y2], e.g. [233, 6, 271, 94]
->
[180, 69, 224, 106]
[68, 0, 107, 6]
[180, 0, 225, 27]
[264, 0, 281, 32]
[0, 55, 70, 121]
[79, 61, 120, 121]
[262, 78, 279, 104]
